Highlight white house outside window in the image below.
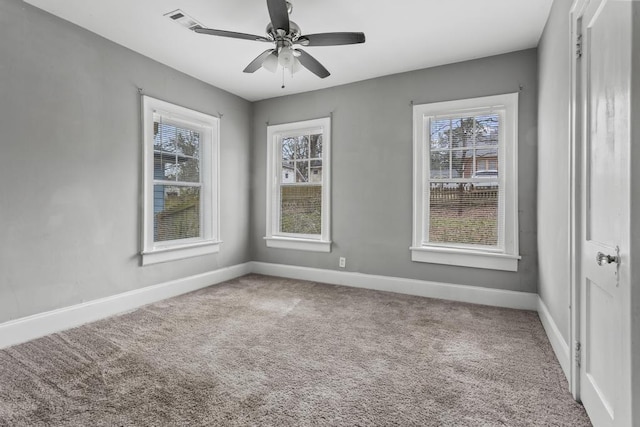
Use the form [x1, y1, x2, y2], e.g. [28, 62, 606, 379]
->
[141, 96, 220, 265]
[265, 117, 331, 252]
[411, 93, 520, 271]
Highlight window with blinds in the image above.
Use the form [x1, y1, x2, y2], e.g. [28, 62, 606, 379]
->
[412, 94, 519, 271]
[153, 120, 202, 242]
[141, 96, 220, 265]
[265, 117, 331, 252]
[428, 113, 502, 249]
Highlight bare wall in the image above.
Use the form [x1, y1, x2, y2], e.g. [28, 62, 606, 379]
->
[536, 0, 573, 343]
[251, 49, 539, 293]
[0, 0, 252, 322]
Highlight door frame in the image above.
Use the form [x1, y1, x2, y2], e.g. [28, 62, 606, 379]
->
[569, 0, 635, 421]
[569, 0, 587, 402]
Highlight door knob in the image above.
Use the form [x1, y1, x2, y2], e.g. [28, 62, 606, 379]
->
[596, 248, 620, 266]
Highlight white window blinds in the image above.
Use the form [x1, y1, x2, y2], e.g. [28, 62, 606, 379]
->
[153, 117, 203, 242]
[427, 113, 504, 249]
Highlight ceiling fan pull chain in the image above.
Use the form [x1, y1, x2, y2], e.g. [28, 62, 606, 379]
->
[281, 67, 285, 89]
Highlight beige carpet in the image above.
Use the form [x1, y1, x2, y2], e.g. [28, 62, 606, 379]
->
[0, 274, 590, 426]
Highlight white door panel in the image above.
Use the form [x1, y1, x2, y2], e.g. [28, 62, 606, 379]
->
[578, 0, 631, 425]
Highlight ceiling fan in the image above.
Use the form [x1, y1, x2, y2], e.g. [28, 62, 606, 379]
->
[194, 0, 365, 79]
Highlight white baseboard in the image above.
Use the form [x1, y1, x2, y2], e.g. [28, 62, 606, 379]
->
[250, 262, 539, 311]
[0, 260, 562, 374]
[537, 297, 570, 381]
[0, 262, 252, 349]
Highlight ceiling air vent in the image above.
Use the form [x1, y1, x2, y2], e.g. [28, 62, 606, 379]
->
[164, 9, 203, 31]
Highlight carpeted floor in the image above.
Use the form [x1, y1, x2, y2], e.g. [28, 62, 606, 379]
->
[0, 274, 591, 426]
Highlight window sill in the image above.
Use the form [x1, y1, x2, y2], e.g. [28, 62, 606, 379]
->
[141, 240, 221, 265]
[410, 246, 520, 271]
[264, 236, 331, 253]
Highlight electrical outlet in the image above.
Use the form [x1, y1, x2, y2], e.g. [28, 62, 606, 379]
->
[339, 257, 346, 268]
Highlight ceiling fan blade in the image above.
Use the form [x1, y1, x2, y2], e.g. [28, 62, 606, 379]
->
[296, 32, 366, 46]
[194, 27, 271, 42]
[266, 0, 290, 33]
[243, 49, 276, 73]
[295, 49, 330, 79]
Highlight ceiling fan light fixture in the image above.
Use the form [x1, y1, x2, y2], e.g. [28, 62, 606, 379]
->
[278, 47, 295, 69]
[263, 52, 279, 73]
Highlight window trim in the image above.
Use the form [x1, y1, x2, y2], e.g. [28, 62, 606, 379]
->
[265, 117, 331, 252]
[411, 93, 520, 271]
[141, 96, 221, 265]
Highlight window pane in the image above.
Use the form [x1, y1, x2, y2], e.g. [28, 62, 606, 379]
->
[430, 151, 451, 179]
[295, 161, 308, 183]
[154, 123, 177, 152]
[175, 128, 200, 156]
[473, 148, 499, 177]
[475, 114, 499, 147]
[430, 119, 452, 150]
[282, 137, 296, 161]
[154, 185, 200, 242]
[153, 152, 165, 180]
[429, 184, 498, 246]
[310, 160, 322, 183]
[295, 135, 309, 159]
[451, 118, 473, 149]
[154, 152, 176, 180]
[280, 185, 322, 234]
[154, 121, 201, 184]
[451, 150, 469, 178]
[310, 134, 322, 158]
[154, 122, 201, 156]
[176, 156, 199, 182]
[282, 161, 294, 183]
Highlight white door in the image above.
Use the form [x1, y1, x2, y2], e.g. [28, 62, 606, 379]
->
[578, 0, 632, 425]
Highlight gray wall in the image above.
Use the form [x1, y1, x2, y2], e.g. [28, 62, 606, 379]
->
[0, 0, 252, 323]
[536, 0, 572, 343]
[251, 49, 539, 293]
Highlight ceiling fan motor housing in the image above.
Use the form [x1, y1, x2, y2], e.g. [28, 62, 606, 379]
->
[266, 21, 301, 46]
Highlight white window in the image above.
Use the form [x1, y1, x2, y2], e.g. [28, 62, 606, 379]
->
[411, 93, 520, 271]
[265, 117, 331, 252]
[141, 96, 220, 265]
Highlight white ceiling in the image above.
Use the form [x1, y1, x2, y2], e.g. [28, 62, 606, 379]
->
[23, 0, 553, 101]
